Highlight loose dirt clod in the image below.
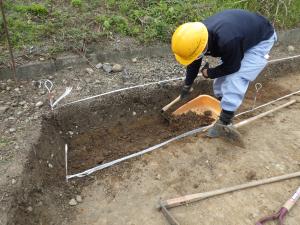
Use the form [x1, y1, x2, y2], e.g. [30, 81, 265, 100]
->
[246, 171, 257, 181]
[169, 111, 215, 131]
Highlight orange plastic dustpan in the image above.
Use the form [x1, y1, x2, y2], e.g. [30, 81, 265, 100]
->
[172, 95, 221, 120]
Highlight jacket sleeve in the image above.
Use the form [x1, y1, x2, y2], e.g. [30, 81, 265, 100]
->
[185, 58, 202, 85]
[207, 38, 243, 79]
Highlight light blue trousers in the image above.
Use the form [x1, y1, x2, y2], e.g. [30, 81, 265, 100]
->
[213, 32, 277, 112]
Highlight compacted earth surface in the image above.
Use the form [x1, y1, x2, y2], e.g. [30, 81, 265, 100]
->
[0, 39, 299, 225]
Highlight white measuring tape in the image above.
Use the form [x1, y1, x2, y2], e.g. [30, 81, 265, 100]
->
[58, 77, 184, 108]
[55, 54, 300, 109]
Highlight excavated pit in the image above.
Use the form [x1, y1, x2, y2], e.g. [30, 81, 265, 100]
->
[7, 57, 300, 225]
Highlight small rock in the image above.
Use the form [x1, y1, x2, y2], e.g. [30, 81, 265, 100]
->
[19, 101, 26, 106]
[76, 86, 83, 91]
[6, 86, 11, 91]
[86, 68, 94, 75]
[14, 88, 20, 92]
[94, 80, 101, 84]
[68, 131, 74, 136]
[132, 57, 137, 63]
[15, 145, 20, 150]
[36, 201, 43, 207]
[85, 78, 92, 83]
[8, 116, 15, 120]
[0, 106, 9, 113]
[48, 76, 54, 80]
[155, 174, 161, 180]
[132, 111, 137, 116]
[39, 57, 45, 61]
[39, 90, 46, 95]
[287, 45, 295, 52]
[7, 79, 13, 84]
[35, 101, 43, 108]
[75, 195, 82, 203]
[102, 63, 112, 73]
[11, 179, 16, 185]
[67, 66, 73, 70]
[112, 64, 123, 72]
[9, 128, 16, 133]
[27, 206, 33, 212]
[48, 163, 53, 168]
[69, 198, 77, 206]
[95, 63, 103, 69]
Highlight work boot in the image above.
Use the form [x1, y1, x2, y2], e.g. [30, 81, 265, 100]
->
[207, 119, 240, 138]
[207, 110, 244, 147]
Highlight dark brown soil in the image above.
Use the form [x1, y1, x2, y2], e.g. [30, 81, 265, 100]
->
[68, 111, 214, 174]
[169, 111, 215, 131]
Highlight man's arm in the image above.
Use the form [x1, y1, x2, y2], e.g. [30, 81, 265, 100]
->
[185, 58, 202, 85]
[206, 38, 243, 79]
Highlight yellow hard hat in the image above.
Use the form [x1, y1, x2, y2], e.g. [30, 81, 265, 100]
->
[171, 22, 208, 66]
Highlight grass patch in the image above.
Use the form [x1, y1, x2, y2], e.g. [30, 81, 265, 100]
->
[0, 0, 299, 62]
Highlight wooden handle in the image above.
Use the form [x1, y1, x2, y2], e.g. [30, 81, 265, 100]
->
[162, 171, 300, 209]
[235, 100, 296, 128]
[161, 96, 181, 112]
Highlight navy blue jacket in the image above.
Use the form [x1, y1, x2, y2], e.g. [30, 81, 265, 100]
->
[185, 9, 274, 85]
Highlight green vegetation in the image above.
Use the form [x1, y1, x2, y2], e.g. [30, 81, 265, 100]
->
[71, 0, 83, 8]
[0, 0, 299, 61]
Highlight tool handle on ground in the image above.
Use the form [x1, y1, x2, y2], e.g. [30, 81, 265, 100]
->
[162, 171, 300, 209]
[234, 100, 296, 128]
[159, 202, 180, 225]
[283, 186, 300, 211]
[161, 96, 181, 112]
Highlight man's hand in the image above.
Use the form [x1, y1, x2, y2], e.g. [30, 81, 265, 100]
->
[201, 62, 209, 78]
[180, 84, 192, 99]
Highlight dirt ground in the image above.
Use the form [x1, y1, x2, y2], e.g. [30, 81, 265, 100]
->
[0, 40, 300, 225]
[69, 73, 300, 225]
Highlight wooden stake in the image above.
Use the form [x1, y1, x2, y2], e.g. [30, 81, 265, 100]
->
[0, 0, 17, 83]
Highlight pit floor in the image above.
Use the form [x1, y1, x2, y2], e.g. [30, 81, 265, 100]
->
[69, 73, 300, 225]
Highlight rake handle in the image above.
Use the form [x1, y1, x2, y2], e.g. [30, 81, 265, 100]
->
[283, 186, 300, 211]
[162, 171, 300, 209]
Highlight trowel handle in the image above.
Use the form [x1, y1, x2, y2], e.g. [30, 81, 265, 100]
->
[283, 186, 300, 211]
[161, 96, 181, 113]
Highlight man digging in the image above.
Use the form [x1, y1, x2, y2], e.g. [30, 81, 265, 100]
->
[171, 9, 277, 139]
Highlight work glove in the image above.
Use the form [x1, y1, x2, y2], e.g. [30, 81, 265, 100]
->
[201, 62, 210, 78]
[180, 84, 192, 99]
